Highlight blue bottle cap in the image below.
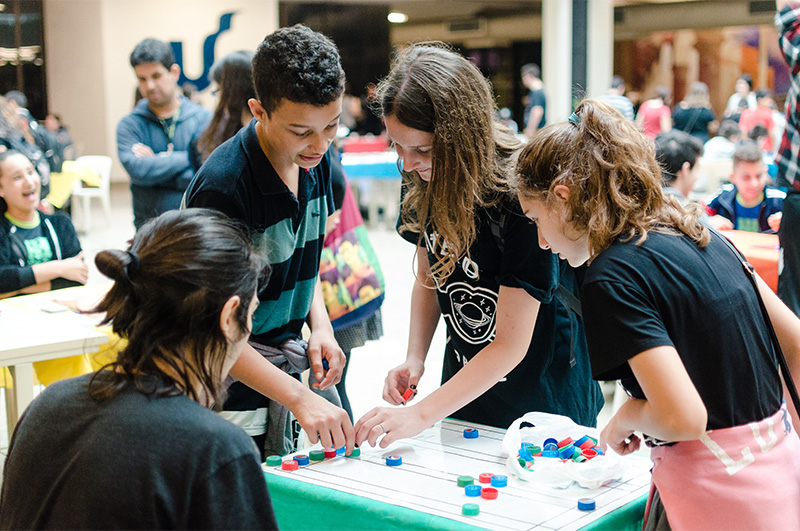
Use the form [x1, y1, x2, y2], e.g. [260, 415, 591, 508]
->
[465, 484, 482, 497]
[386, 455, 402, 466]
[293, 454, 310, 466]
[518, 445, 533, 461]
[490, 475, 507, 488]
[463, 428, 479, 439]
[578, 498, 596, 511]
[542, 449, 559, 458]
[574, 435, 590, 447]
[558, 444, 575, 459]
[543, 437, 559, 447]
[543, 442, 559, 452]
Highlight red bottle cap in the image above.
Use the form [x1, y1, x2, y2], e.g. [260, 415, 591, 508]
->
[480, 487, 499, 499]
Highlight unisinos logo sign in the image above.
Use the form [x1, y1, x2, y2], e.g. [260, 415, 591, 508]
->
[170, 12, 235, 92]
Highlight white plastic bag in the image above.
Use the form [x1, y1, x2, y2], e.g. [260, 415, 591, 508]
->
[501, 411, 628, 489]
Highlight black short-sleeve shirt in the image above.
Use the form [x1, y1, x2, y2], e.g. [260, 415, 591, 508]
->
[581, 230, 782, 430]
[400, 196, 603, 428]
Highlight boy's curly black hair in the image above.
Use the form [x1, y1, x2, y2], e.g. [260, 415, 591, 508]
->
[252, 24, 345, 114]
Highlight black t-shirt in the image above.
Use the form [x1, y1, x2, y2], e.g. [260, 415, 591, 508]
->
[0, 374, 278, 530]
[400, 196, 603, 428]
[581, 230, 782, 431]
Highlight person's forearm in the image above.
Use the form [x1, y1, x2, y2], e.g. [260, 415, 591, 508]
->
[413, 335, 529, 426]
[306, 279, 334, 335]
[32, 261, 68, 284]
[229, 343, 310, 412]
[406, 271, 441, 364]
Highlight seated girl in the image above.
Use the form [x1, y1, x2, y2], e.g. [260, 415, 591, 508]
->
[0, 149, 87, 299]
[0, 209, 279, 529]
[513, 98, 800, 529]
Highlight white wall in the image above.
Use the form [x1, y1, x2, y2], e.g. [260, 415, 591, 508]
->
[45, 0, 278, 181]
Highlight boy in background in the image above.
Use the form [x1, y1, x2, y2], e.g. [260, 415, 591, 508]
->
[706, 141, 785, 233]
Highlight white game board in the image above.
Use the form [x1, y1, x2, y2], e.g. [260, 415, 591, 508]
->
[263, 419, 652, 531]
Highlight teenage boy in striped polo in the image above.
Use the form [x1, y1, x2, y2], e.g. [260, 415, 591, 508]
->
[184, 25, 352, 458]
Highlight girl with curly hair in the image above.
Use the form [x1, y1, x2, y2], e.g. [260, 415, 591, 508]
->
[513, 98, 800, 529]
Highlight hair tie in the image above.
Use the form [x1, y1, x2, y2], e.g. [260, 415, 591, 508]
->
[568, 112, 580, 126]
[126, 250, 140, 280]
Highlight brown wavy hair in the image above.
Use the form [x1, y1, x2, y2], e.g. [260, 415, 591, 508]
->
[374, 43, 521, 282]
[512, 98, 709, 261]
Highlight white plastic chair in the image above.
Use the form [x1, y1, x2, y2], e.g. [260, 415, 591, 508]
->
[695, 157, 733, 196]
[71, 155, 112, 233]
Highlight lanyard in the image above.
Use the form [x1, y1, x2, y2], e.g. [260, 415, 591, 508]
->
[158, 107, 180, 152]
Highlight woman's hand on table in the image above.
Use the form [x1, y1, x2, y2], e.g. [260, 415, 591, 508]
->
[354, 405, 431, 449]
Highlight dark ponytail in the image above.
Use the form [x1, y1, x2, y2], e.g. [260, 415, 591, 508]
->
[89, 209, 268, 406]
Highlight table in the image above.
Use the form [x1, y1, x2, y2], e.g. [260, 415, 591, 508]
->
[341, 151, 401, 228]
[263, 419, 650, 531]
[720, 230, 779, 293]
[0, 286, 110, 433]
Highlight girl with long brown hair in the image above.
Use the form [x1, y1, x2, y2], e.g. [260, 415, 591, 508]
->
[513, 98, 800, 529]
[354, 43, 603, 448]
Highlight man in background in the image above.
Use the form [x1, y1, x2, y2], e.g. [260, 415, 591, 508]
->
[117, 38, 210, 230]
[521, 63, 546, 137]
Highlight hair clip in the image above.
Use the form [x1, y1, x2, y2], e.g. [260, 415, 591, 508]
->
[568, 112, 580, 126]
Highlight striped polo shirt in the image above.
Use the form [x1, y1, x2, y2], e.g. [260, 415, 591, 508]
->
[184, 120, 333, 347]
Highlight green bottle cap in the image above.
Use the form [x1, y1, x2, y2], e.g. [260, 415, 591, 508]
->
[457, 475, 474, 487]
[462, 503, 480, 516]
[346, 447, 361, 458]
[265, 455, 283, 467]
[309, 450, 325, 461]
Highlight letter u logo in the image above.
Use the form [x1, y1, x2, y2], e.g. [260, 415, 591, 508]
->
[170, 12, 235, 92]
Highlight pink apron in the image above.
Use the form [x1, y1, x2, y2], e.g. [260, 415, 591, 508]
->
[646, 404, 800, 530]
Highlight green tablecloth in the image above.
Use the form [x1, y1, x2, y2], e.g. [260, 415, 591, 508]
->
[265, 473, 647, 531]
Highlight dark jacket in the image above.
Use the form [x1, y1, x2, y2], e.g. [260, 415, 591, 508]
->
[116, 96, 210, 229]
[705, 183, 786, 233]
[0, 212, 82, 294]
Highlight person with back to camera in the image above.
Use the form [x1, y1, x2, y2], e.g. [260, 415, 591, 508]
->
[635, 85, 672, 139]
[513, 98, 800, 530]
[189, 50, 255, 172]
[0, 209, 278, 529]
[184, 25, 354, 458]
[354, 43, 603, 449]
[672, 81, 718, 143]
[706, 141, 785, 233]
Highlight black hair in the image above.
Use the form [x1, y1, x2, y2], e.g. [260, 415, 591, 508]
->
[198, 50, 256, 161]
[748, 124, 768, 142]
[129, 38, 175, 70]
[739, 73, 753, 90]
[252, 24, 345, 114]
[756, 89, 773, 100]
[90, 209, 268, 406]
[718, 120, 741, 141]
[0, 149, 31, 214]
[654, 129, 703, 185]
[734, 141, 764, 165]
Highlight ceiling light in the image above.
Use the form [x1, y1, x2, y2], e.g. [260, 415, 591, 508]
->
[387, 12, 408, 24]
